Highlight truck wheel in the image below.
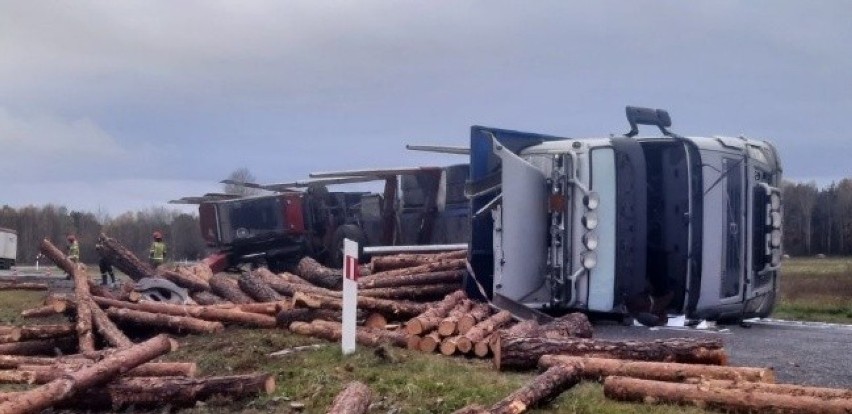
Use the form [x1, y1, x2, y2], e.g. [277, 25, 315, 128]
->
[328, 224, 365, 268]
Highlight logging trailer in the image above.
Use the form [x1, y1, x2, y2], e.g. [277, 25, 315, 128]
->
[464, 106, 783, 325]
[173, 165, 469, 273]
[0, 227, 16, 270]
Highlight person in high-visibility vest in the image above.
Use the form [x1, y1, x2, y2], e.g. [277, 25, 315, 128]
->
[149, 231, 167, 268]
[66, 235, 80, 280]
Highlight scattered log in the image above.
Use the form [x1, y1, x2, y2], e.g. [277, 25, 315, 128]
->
[0, 334, 176, 414]
[539, 313, 593, 339]
[13, 362, 198, 384]
[259, 273, 340, 297]
[238, 271, 283, 302]
[405, 290, 467, 335]
[277, 308, 342, 327]
[38, 239, 95, 353]
[93, 297, 277, 328]
[191, 291, 228, 305]
[294, 257, 343, 289]
[0, 370, 39, 384]
[0, 354, 92, 369]
[419, 331, 443, 353]
[209, 273, 255, 304]
[0, 282, 47, 291]
[458, 311, 514, 354]
[473, 333, 494, 358]
[327, 381, 372, 414]
[0, 334, 21, 344]
[359, 258, 467, 284]
[358, 270, 465, 290]
[603, 376, 852, 414]
[218, 301, 292, 315]
[157, 268, 210, 293]
[360, 283, 461, 301]
[289, 321, 407, 348]
[539, 355, 775, 383]
[438, 300, 474, 337]
[406, 335, 421, 351]
[439, 336, 461, 356]
[451, 404, 488, 414]
[495, 336, 727, 371]
[20, 304, 66, 319]
[14, 325, 75, 342]
[0, 374, 275, 410]
[458, 303, 492, 334]
[90, 301, 134, 348]
[370, 250, 466, 272]
[106, 307, 225, 335]
[364, 313, 388, 329]
[95, 233, 157, 281]
[689, 379, 852, 399]
[291, 292, 428, 319]
[491, 364, 581, 414]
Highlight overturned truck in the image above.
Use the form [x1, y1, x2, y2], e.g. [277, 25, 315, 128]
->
[466, 107, 783, 324]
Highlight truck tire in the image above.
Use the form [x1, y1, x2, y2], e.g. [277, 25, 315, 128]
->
[327, 224, 365, 268]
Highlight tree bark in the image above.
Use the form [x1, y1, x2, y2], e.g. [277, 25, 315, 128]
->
[689, 379, 852, 399]
[95, 233, 157, 281]
[289, 321, 407, 348]
[359, 283, 460, 301]
[370, 250, 466, 272]
[495, 336, 727, 371]
[458, 311, 514, 354]
[538, 313, 593, 339]
[276, 308, 342, 327]
[0, 283, 47, 291]
[438, 300, 474, 337]
[0, 354, 93, 369]
[458, 303, 492, 335]
[364, 313, 387, 329]
[539, 355, 775, 383]
[359, 258, 466, 284]
[0, 374, 274, 410]
[327, 381, 372, 414]
[603, 376, 852, 414]
[13, 325, 75, 342]
[439, 336, 461, 356]
[473, 333, 494, 358]
[450, 404, 488, 414]
[191, 291, 228, 305]
[90, 301, 134, 348]
[20, 304, 66, 319]
[238, 271, 283, 302]
[358, 270, 465, 290]
[490, 364, 581, 414]
[157, 268, 210, 293]
[106, 307, 225, 335]
[12, 362, 197, 384]
[258, 272, 340, 297]
[291, 292, 428, 320]
[0, 334, 175, 414]
[38, 239, 95, 353]
[418, 331, 442, 353]
[295, 257, 343, 289]
[93, 297, 277, 328]
[405, 290, 466, 335]
[406, 335, 421, 350]
[209, 273, 255, 304]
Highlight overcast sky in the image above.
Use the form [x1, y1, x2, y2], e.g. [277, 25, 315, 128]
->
[1, 1, 850, 216]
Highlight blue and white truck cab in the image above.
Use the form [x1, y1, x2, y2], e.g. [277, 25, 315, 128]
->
[465, 107, 783, 324]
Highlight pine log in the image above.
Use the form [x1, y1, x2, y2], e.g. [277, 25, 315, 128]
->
[688, 379, 852, 399]
[539, 355, 775, 383]
[291, 292, 428, 319]
[185, 263, 213, 282]
[458, 303, 492, 334]
[95, 233, 157, 281]
[12, 362, 198, 384]
[0, 334, 175, 414]
[359, 258, 467, 284]
[473, 333, 494, 358]
[90, 301, 134, 348]
[259, 273, 340, 297]
[327, 381, 372, 414]
[359, 283, 461, 301]
[364, 313, 388, 329]
[440, 336, 461, 356]
[295, 257, 343, 289]
[191, 291, 228, 305]
[358, 270, 465, 290]
[93, 297, 277, 328]
[0, 354, 92, 369]
[603, 376, 852, 414]
[0, 334, 20, 344]
[289, 321, 407, 348]
[490, 364, 581, 414]
[20, 304, 66, 319]
[495, 337, 727, 371]
[0, 374, 274, 409]
[419, 331, 442, 353]
[438, 300, 474, 337]
[370, 250, 466, 272]
[238, 271, 283, 302]
[451, 405, 488, 414]
[539, 313, 593, 339]
[0, 282, 47, 291]
[106, 307, 225, 335]
[277, 308, 342, 327]
[214, 301, 292, 315]
[14, 325, 75, 342]
[209, 273, 255, 304]
[157, 268, 210, 293]
[405, 290, 467, 335]
[39, 239, 96, 353]
[458, 311, 514, 354]
[406, 335, 421, 350]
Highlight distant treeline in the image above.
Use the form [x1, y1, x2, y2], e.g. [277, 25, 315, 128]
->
[0, 205, 206, 265]
[783, 179, 852, 257]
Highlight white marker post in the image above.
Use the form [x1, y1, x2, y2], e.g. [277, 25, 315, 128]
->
[341, 239, 359, 355]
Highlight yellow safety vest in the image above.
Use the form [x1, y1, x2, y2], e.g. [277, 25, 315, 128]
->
[68, 241, 80, 261]
[150, 241, 166, 262]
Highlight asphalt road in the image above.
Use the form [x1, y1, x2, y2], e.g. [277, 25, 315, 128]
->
[594, 321, 852, 388]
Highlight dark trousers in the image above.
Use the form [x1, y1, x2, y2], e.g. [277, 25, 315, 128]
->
[99, 259, 116, 284]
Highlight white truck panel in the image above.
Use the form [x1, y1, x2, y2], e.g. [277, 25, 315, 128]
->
[0, 229, 17, 261]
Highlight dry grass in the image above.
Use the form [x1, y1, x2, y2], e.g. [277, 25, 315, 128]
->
[775, 257, 852, 323]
